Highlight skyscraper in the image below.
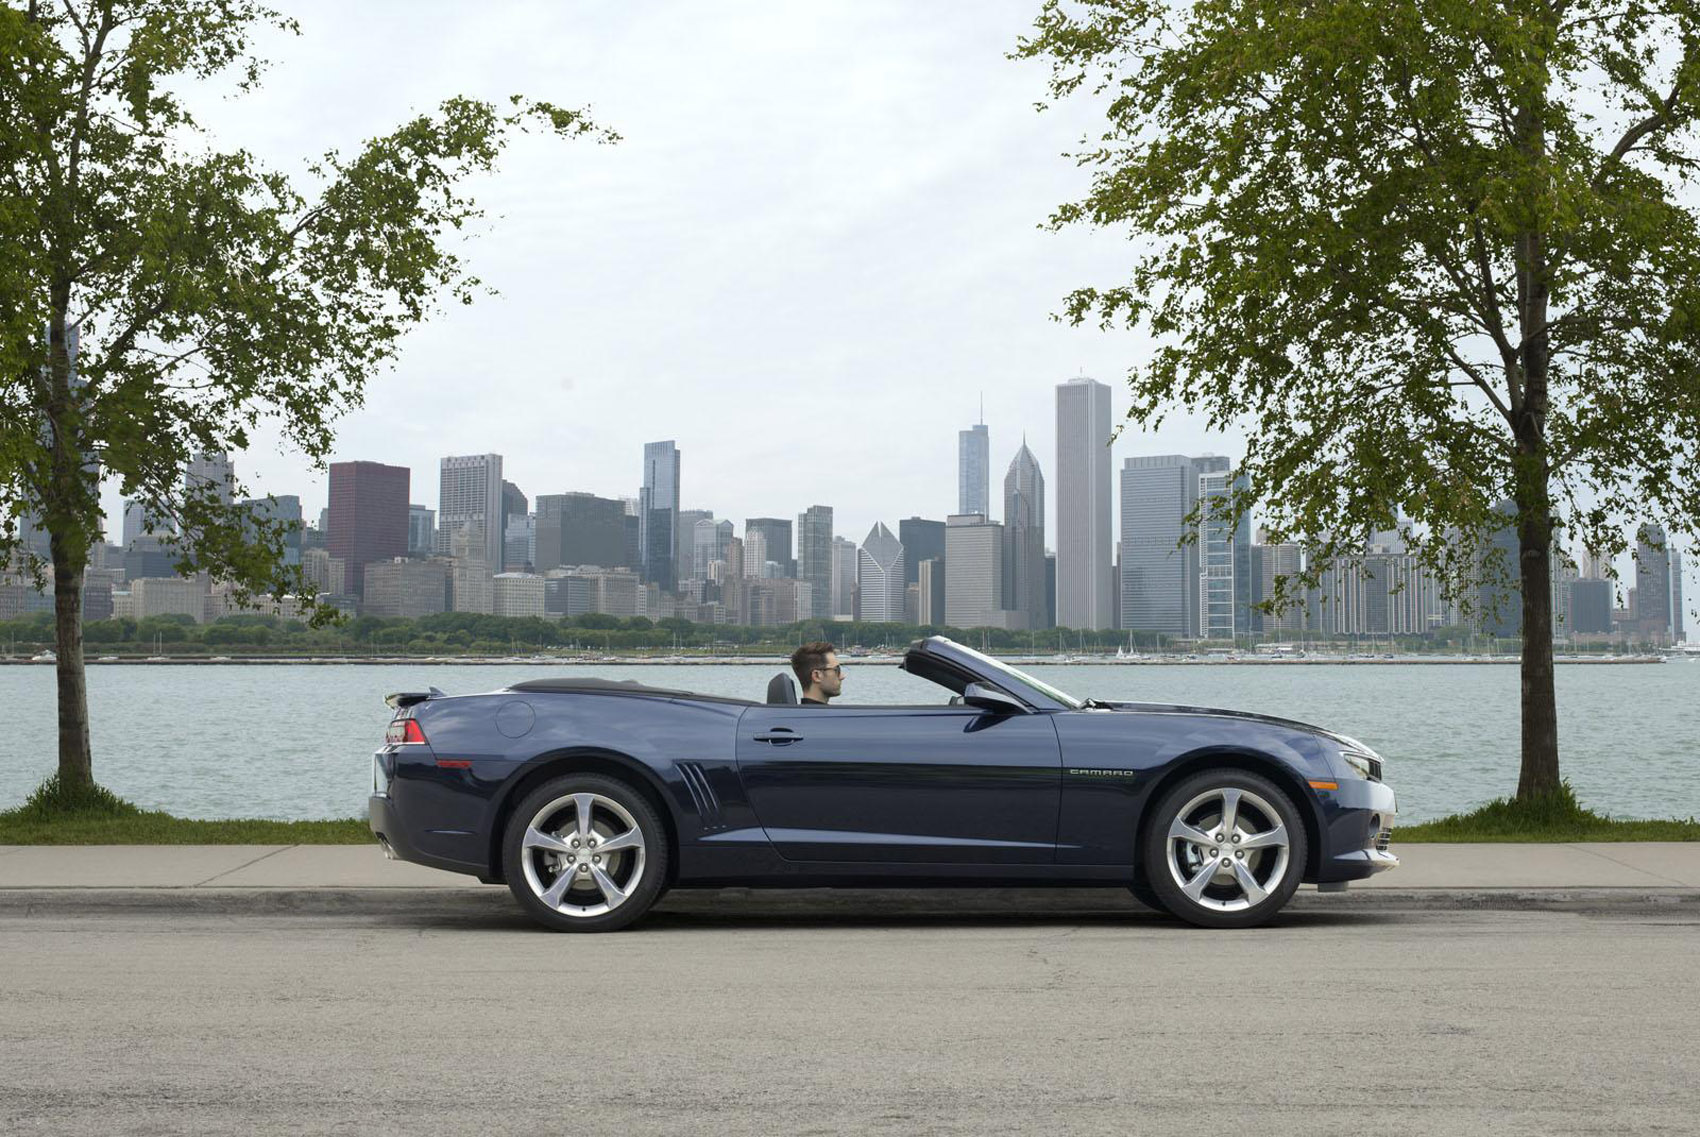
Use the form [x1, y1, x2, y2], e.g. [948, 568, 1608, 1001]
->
[831, 536, 859, 619]
[898, 517, 945, 591]
[328, 460, 409, 598]
[676, 509, 714, 583]
[535, 493, 627, 571]
[797, 505, 834, 620]
[1636, 523, 1674, 642]
[122, 500, 170, 546]
[693, 518, 734, 579]
[1120, 454, 1231, 637]
[408, 505, 435, 557]
[1003, 443, 1048, 629]
[745, 518, 794, 577]
[1197, 468, 1237, 639]
[945, 513, 1006, 628]
[185, 450, 235, 507]
[640, 441, 680, 591]
[958, 420, 989, 518]
[1055, 377, 1113, 629]
[857, 523, 905, 622]
[437, 454, 504, 570]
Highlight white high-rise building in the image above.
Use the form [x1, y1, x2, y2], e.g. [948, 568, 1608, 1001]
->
[122, 499, 170, 546]
[1055, 377, 1113, 629]
[856, 523, 905, 622]
[437, 454, 504, 570]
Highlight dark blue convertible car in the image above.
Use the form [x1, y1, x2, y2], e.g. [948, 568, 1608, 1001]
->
[370, 636, 1397, 931]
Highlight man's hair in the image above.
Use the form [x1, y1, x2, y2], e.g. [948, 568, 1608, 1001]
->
[790, 641, 837, 688]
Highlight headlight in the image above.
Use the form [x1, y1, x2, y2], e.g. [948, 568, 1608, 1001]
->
[1340, 750, 1377, 780]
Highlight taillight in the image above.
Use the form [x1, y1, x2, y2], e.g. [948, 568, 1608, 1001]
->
[386, 718, 428, 745]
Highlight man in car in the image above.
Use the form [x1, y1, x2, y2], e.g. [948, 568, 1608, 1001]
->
[790, 640, 843, 705]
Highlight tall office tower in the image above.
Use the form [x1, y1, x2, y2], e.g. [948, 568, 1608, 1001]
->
[504, 513, 535, 571]
[639, 441, 680, 591]
[1121, 456, 1195, 635]
[916, 558, 945, 624]
[797, 505, 834, 620]
[501, 481, 527, 549]
[676, 509, 713, 583]
[121, 500, 171, 546]
[898, 517, 946, 592]
[743, 529, 769, 579]
[693, 518, 734, 579]
[1003, 443, 1048, 629]
[1056, 377, 1114, 629]
[745, 518, 794, 577]
[327, 460, 409, 598]
[1253, 534, 1306, 634]
[958, 420, 990, 518]
[1474, 500, 1522, 638]
[1580, 547, 1609, 580]
[945, 513, 1008, 628]
[1197, 469, 1238, 639]
[239, 494, 303, 566]
[535, 493, 628, 572]
[185, 450, 235, 507]
[407, 505, 435, 557]
[831, 535, 859, 618]
[437, 453, 504, 569]
[857, 523, 905, 622]
[1672, 550, 1685, 641]
[1635, 524, 1674, 642]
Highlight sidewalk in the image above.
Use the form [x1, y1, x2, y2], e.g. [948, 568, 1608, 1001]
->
[2, 841, 1698, 890]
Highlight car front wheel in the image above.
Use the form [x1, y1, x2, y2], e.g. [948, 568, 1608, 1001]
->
[1140, 769, 1308, 929]
[502, 774, 668, 932]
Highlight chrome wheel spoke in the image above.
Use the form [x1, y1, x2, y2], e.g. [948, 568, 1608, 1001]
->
[1215, 789, 1242, 838]
[1167, 818, 1214, 849]
[572, 794, 598, 839]
[596, 828, 643, 855]
[1238, 823, 1287, 851]
[1181, 858, 1222, 901]
[523, 827, 574, 856]
[539, 870, 576, 910]
[590, 864, 629, 909]
[1230, 859, 1269, 905]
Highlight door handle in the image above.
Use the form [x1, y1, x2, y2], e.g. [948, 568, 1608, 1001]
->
[753, 728, 801, 744]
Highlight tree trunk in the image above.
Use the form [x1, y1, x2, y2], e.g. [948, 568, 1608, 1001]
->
[1514, 503, 1560, 799]
[49, 527, 93, 793]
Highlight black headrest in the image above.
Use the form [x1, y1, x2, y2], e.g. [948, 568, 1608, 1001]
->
[766, 672, 799, 705]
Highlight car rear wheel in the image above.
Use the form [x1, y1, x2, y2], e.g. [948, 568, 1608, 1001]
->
[502, 774, 668, 932]
[1141, 769, 1307, 929]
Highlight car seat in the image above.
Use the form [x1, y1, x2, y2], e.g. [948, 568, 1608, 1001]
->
[766, 672, 799, 705]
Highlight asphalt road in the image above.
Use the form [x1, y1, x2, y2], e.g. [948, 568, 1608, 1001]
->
[4, 895, 1698, 1136]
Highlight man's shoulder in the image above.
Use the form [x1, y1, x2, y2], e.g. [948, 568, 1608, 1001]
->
[800, 697, 828, 705]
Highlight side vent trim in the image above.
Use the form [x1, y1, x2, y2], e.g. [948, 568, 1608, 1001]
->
[675, 761, 725, 831]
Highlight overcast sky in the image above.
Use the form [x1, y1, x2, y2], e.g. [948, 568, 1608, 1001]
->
[98, 0, 1696, 620]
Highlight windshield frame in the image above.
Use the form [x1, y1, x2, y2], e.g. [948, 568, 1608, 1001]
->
[943, 641, 1084, 710]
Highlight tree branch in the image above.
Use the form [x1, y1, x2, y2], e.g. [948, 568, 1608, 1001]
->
[1593, 66, 1695, 190]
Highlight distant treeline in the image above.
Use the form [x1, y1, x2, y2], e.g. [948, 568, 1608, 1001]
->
[0, 609, 1558, 655]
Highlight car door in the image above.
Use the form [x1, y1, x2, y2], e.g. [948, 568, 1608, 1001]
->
[734, 704, 1063, 863]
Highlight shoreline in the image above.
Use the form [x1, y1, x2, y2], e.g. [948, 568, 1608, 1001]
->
[0, 653, 1685, 666]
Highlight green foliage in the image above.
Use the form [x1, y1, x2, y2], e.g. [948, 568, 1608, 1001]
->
[1399, 782, 1700, 841]
[1016, 0, 1700, 798]
[11, 772, 141, 819]
[0, 776, 370, 844]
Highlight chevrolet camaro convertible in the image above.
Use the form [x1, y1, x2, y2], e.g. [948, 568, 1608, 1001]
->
[370, 636, 1397, 931]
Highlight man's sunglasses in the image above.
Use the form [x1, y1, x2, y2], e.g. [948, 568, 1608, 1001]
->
[814, 664, 844, 676]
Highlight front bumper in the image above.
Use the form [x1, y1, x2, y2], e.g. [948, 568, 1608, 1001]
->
[1313, 777, 1399, 883]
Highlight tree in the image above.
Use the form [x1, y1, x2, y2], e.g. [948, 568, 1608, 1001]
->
[0, 1, 615, 800]
[1018, 0, 1700, 801]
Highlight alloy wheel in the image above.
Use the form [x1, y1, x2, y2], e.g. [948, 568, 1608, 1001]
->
[1162, 786, 1291, 913]
[518, 792, 648, 918]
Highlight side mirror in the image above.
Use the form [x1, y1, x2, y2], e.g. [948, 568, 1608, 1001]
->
[961, 682, 1025, 715]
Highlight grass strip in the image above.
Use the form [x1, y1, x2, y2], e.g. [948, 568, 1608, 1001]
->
[0, 775, 371, 845]
[1397, 783, 1700, 842]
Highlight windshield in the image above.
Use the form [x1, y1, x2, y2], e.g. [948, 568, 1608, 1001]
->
[947, 642, 1084, 709]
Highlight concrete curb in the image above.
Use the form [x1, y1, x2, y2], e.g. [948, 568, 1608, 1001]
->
[1, 885, 1695, 920]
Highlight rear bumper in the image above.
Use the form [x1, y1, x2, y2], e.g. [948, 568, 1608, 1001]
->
[368, 792, 486, 879]
[1313, 778, 1399, 883]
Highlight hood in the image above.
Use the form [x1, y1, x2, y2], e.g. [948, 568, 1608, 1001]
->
[1098, 701, 1371, 753]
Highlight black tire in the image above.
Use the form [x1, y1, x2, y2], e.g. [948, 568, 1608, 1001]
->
[1127, 866, 1163, 911]
[1140, 768, 1307, 929]
[502, 773, 669, 932]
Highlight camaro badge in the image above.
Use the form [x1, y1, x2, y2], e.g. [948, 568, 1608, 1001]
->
[1067, 768, 1137, 778]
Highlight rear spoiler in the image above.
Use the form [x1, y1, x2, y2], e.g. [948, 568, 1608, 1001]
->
[385, 687, 445, 710]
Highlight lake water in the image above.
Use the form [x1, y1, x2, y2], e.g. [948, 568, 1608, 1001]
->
[1, 661, 1695, 824]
